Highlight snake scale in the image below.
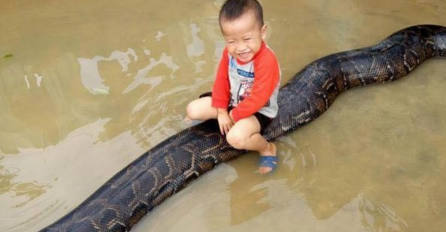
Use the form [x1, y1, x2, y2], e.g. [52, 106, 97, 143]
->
[40, 25, 446, 231]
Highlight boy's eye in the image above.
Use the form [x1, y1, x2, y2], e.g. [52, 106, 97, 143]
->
[244, 38, 251, 41]
[227, 41, 235, 44]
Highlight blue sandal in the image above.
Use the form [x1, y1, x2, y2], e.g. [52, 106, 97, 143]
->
[259, 156, 278, 174]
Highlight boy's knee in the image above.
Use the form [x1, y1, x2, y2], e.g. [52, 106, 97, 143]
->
[186, 102, 199, 119]
[226, 130, 246, 149]
[186, 97, 215, 120]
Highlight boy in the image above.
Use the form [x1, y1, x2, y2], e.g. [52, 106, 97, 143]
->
[186, 0, 280, 174]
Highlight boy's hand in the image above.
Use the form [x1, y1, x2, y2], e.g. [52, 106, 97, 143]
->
[217, 108, 233, 135]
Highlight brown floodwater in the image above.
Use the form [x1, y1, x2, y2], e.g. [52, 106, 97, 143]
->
[1, 0, 446, 231]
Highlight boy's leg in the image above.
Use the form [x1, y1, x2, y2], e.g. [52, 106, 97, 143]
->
[185, 96, 218, 121]
[226, 116, 277, 174]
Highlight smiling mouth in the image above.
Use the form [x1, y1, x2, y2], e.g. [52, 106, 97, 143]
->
[238, 52, 251, 58]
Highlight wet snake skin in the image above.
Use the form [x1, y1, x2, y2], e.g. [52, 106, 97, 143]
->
[40, 25, 446, 231]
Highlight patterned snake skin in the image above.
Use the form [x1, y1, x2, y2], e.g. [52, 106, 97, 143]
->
[40, 25, 446, 231]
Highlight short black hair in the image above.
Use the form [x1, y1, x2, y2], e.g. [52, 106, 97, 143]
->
[219, 0, 264, 26]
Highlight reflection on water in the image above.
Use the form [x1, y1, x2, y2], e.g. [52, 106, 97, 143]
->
[78, 48, 137, 95]
[359, 196, 408, 232]
[1, 0, 446, 231]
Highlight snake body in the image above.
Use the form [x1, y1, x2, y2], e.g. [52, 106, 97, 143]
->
[40, 25, 446, 231]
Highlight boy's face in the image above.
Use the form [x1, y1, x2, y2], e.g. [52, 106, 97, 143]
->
[220, 10, 266, 63]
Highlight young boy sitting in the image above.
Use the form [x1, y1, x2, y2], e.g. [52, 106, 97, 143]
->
[185, 0, 281, 174]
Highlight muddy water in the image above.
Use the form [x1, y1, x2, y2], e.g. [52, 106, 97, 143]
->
[1, 0, 446, 231]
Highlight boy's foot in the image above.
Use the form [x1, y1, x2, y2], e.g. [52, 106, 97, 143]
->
[259, 143, 277, 174]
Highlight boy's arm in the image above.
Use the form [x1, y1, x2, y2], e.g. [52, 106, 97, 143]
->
[231, 54, 280, 122]
[211, 49, 230, 109]
[211, 49, 234, 134]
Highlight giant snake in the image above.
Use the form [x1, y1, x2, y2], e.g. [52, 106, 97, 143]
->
[40, 25, 446, 231]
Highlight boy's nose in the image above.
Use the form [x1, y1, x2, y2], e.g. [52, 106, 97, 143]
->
[236, 43, 248, 51]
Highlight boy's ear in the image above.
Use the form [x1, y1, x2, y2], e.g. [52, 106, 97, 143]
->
[261, 24, 267, 40]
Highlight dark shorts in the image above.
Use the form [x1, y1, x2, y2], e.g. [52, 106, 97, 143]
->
[199, 92, 272, 134]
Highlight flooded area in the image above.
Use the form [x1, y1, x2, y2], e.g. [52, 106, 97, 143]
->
[1, 0, 446, 231]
